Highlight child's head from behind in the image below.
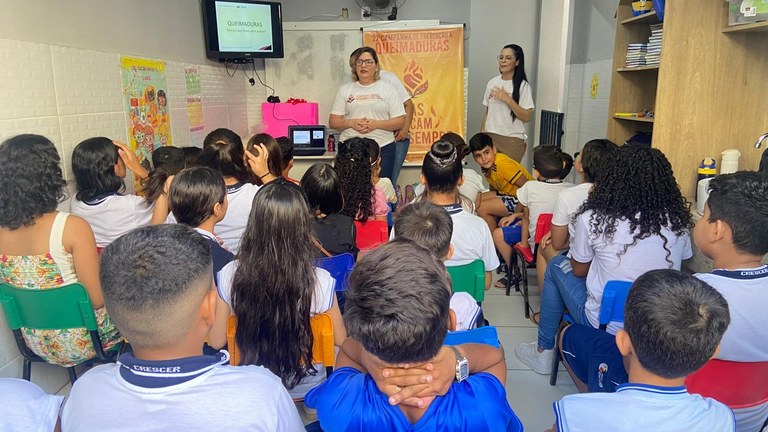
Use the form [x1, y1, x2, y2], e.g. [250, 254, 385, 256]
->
[182, 146, 202, 167]
[72, 137, 125, 201]
[580, 139, 617, 183]
[393, 201, 453, 260]
[247, 133, 284, 184]
[469, 132, 496, 170]
[532, 145, 563, 180]
[335, 137, 374, 221]
[199, 128, 250, 183]
[100, 224, 214, 351]
[0, 134, 67, 230]
[440, 132, 469, 161]
[422, 139, 462, 194]
[276, 136, 293, 172]
[143, 146, 186, 204]
[301, 163, 344, 216]
[560, 151, 574, 179]
[698, 171, 768, 257]
[345, 239, 451, 364]
[169, 166, 227, 228]
[620, 269, 729, 379]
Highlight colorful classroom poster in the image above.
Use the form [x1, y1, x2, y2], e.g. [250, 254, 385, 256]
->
[185, 66, 205, 147]
[120, 57, 172, 171]
[363, 26, 465, 162]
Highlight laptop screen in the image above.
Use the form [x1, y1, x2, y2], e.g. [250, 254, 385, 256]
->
[289, 125, 325, 149]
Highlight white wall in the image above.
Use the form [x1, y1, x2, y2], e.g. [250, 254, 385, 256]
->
[0, 0, 266, 394]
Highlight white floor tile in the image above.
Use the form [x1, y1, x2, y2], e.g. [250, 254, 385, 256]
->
[505, 370, 577, 432]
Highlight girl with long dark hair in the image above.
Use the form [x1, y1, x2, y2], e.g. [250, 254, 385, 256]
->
[210, 179, 346, 399]
[335, 137, 389, 222]
[481, 44, 534, 162]
[301, 163, 358, 258]
[516, 145, 694, 375]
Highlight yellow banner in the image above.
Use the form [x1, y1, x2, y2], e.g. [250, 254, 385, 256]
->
[364, 27, 465, 162]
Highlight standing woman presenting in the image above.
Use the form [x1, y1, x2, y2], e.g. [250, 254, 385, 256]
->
[481, 44, 534, 162]
[329, 47, 405, 181]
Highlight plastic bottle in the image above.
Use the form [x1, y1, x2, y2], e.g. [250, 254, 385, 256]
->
[327, 133, 335, 153]
[695, 158, 716, 200]
[720, 149, 740, 175]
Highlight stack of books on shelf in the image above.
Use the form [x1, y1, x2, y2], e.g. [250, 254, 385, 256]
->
[646, 24, 663, 66]
[625, 43, 647, 68]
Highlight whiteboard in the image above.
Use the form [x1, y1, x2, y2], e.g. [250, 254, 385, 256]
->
[265, 21, 440, 130]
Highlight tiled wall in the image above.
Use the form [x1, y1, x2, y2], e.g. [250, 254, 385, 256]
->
[0, 36, 267, 393]
[563, 59, 612, 159]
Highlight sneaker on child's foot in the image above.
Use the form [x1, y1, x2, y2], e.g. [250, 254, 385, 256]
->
[515, 341, 555, 375]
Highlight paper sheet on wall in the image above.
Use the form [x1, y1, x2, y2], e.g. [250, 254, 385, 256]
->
[185, 66, 205, 147]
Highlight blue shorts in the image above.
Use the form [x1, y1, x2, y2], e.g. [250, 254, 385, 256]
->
[561, 324, 628, 393]
[498, 195, 519, 214]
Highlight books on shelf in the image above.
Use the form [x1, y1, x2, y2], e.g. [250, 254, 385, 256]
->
[625, 43, 647, 67]
[624, 23, 663, 68]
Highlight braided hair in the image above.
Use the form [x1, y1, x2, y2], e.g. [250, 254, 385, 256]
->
[335, 137, 375, 222]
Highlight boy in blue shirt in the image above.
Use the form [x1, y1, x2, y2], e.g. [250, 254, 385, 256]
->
[552, 269, 734, 432]
[305, 240, 523, 431]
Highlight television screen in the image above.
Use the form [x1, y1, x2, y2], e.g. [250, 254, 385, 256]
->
[202, 0, 284, 60]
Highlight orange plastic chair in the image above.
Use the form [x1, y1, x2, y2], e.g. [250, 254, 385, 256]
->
[353, 220, 388, 250]
[227, 313, 335, 374]
[685, 359, 768, 409]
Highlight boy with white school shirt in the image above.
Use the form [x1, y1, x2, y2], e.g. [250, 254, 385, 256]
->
[551, 270, 734, 432]
[62, 225, 302, 431]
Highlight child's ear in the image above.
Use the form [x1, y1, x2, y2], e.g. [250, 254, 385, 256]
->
[200, 282, 218, 327]
[533, 169, 541, 179]
[213, 201, 225, 219]
[419, 173, 426, 185]
[615, 329, 633, 357]
[457, 174, 465, 186]
[710, 343, 721, 360]
[711, 219, 730, 243]
[448, 309, 457, 332]
[443, 244, 455, 261]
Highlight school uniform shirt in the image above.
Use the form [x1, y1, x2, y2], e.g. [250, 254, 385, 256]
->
[482, 152, 534, 197]
[553, 383, 735, 432]
[70, 194, 153, 248]
[440, 204, 500, 271]
[414, 169, 489, 213]
[305, 367, 523, 432]
[571, 211, 692, 333]
[194, 228, 235, 289]
[0, 378, 63, 432]
[331, 80, 406, 147]
[551, 182, 592, 241]
[450, 292, 481, 331]
[482, 76, 534, 140]
[217, 182, 260, 254]
[61, 351, 303, 431]
[516, 180, 573, 249]
[217, 263, 336, 398]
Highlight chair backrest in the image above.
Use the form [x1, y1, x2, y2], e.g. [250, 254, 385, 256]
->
[597, 280, 633, 330]
[0, 282, 98, 331]
[446, 260, 485, 303]
[444, 326, 500, 349]
[315, 253, 355, 293]
[685, 359, 768, 409]
[227, 313, 335, 368]
[534, 213, 554, 244]
[354, 220, 388, 250]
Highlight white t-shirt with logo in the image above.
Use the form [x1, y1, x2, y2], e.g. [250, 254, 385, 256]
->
[482, 76, 534, 139]
[517, 180, 573, 248]
[379, 70, 411, 104]
[331, 80, 406, 147]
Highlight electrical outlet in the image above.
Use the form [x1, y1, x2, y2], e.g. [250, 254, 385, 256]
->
[362, 6, 371, 20]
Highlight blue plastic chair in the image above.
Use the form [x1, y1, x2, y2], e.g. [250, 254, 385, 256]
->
[550, 280, 632, 385]
[444, 326, 500, 349]
[315, 253, 355, 312]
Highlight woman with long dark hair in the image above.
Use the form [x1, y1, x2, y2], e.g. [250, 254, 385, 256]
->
[481, 44, 534, 162]
[516, 145, 693, 375]
[210, 179, 346, 400]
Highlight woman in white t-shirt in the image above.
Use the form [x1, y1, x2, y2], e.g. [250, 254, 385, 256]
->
[329, 47, 406, 182]
[481, 44, 534, 162]
[209, 179, 346, 402]
[70, 137, 160, 248]
[516, 145, 694, 375]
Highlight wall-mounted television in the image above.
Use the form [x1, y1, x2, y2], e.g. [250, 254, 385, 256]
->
[202, 0, 284, 61]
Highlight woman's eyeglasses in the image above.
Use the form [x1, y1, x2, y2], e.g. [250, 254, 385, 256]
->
[355, 59, 375, 66]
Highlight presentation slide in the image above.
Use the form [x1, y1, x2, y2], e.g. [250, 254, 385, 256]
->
[293, 130, 311, 144]
[215, 1, 273, 52]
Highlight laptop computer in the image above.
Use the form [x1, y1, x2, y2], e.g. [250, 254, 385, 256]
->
[290, 125, 326, 156]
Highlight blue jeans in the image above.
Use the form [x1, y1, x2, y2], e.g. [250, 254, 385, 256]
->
[538, 255, 589, 350]
[379, 142, 397, 181]
[390, 137, 410, 185]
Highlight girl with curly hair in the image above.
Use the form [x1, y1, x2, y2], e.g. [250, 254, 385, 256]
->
[0, 134, 121, 367]
[334, 137, 389, 222]
[208, 179, 346, 402]
[516, 145, 693, 375]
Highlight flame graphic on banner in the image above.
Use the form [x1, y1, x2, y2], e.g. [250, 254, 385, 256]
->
[430, 105, 442, 128]
[403, 60, 429, 98]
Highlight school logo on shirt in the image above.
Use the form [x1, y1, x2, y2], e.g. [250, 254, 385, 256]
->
[597, 363, 608, 388]
[346, 95, 356, 103]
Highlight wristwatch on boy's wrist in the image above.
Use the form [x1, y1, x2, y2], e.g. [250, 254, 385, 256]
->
[449, 346, 469, 382]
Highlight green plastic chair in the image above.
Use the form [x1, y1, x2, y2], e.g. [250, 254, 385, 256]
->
[446, 260, 485, 303]
[0, 282, 121, 383]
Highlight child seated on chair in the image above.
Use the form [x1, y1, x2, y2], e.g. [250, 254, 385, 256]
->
[305, 240, 523, 431]
[409, 140, 500, 290]
[550, 269, 734, 432]
[560, 171, 768, 432]
[335, 137, 389, 223]
[394, 200, 482, 330]
[491, 145, 573, 278]
[61, 225, 303, 431]
[469, 132, 534, 234]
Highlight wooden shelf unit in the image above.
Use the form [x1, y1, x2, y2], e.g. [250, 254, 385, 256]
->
[722, 20, 768, 33]
[620, 10, 658, 25]
[612, 115, 655, 123]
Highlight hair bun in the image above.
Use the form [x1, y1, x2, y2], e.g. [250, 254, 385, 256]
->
[429, 140, 458, 167]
